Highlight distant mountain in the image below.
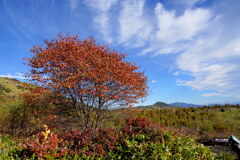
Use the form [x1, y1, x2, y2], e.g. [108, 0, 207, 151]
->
[135, 101, 179, 110]
[169, 102, 203, 108]
[153, 102, 170, 107]
[207, 102, 240, 106]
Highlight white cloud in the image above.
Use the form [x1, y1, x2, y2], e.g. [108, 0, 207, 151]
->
[172, 1, 240, 98]
[16, 72, 23, 76]
[150, 80, 157, 83]
[139, 3, 211, 55]
[177, 38, 240, 97]
[176, 38, 240, 98]
[118, 0, 153, 47]
[173, 72, 180, 76]
[144, 4, 211, 55]
[84, 0, 118, 12]
[84, 0, 118, 42]
[202, 93, 222, 97]
[86, 0, 210, 51]
[85, 0, 240, 98]
[176, 63, 235, 91]
[0, 73, 25, 80]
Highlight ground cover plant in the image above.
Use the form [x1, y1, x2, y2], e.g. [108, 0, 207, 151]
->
[1, 118, 235, 159]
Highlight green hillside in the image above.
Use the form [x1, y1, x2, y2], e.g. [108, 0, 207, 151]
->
[135, 101, 179, 109]
[0, 77, 26, 96]
[0, 77, 27, 129]
[0, 77, 27, 109]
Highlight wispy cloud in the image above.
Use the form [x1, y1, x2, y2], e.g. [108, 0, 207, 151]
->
[84, 0, 118, 42]
[118, 0, 153, 47]
[175, 1, 240, 98]
[155, 5, 210, 43]
[85, 0, 240, 99]
[176, 1, 240, 98]
[2, 0, 35, 41]
[177, 38, 240, 97]
[0, 73, 25, 80]
[16, 72, 23, 76]
[86, 0, 211, 54]
[140, 4, 211, 55]
[173, 72, 180, 76]
[202, 93, 222, 97]
[150, 80, 157, 83]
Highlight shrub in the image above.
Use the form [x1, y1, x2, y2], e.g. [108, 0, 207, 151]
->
[122, 118, 151, 135]
[106, 118, 219, 160]
[105, 132, 218, 160]
[21, 125, 67, 159]
[62, 128, 118, 157]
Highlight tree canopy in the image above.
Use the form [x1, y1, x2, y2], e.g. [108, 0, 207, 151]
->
[24, 34, 148, 128]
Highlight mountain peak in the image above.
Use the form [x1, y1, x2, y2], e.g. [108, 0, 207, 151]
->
[153, 101, 169, 106]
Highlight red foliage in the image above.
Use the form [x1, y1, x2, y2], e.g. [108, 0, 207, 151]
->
[22, 129, 67, 158]
[62, 128, 118, 157]
[63, 128, 94, 152]
[20, 118, 164, 158]
[24, 34, 148, 104]
[122, 118, 151, 135]
[96, 128, 118, 150]
[23, 34, 149, 128]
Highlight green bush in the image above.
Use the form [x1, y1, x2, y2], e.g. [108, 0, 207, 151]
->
[0, 134, 22, 159]
[105, 132, 218, 160]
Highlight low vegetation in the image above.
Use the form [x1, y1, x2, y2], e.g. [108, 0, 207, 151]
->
[1, 118, 235, 159]
[136, 105, 240, 138]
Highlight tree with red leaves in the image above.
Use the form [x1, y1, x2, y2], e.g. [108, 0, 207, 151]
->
[24, 34, 148, 129]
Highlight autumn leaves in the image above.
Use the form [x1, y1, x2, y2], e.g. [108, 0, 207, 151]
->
[24, 34, 149, 128]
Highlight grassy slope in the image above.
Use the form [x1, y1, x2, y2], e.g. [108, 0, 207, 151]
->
[135, 101, 179, 110]
[105, 104, 240, 140]
[0, 77, 26, 126]
[0, 77, 27, 110]
[0, 77, 26, 97]
[135, 106, 240, 138]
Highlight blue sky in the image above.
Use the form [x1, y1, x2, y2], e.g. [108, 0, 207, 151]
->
[1, 0, 240, 105]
